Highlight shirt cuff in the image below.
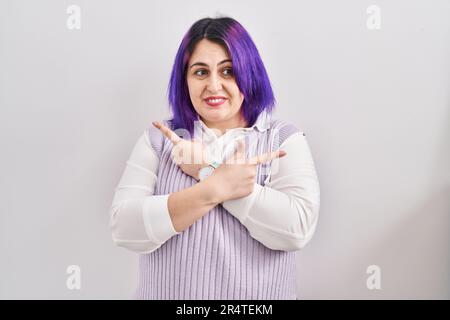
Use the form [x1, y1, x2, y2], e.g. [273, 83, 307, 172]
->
[142, 194, 181, 244]
[222, 183, 263, 223]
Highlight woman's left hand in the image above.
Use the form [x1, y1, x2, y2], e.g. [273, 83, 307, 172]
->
[152, 121, 211, 181]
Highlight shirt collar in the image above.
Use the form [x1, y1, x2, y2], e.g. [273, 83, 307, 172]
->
[251, 110, 271, 132]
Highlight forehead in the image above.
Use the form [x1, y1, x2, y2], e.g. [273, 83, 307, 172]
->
[189, 39, 230, 63]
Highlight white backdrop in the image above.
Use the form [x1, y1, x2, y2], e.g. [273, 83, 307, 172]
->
[0, 0, 448, 299]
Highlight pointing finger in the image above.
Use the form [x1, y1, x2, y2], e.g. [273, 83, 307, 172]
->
[234, 139, 246, 158]
[248, 149, 286, 165]
[152, 121, 182, 145]
[224, 139, 246, 164]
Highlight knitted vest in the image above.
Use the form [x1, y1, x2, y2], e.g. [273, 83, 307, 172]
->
[134, 118, 301, 299]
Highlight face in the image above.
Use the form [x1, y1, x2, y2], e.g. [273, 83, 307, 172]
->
[186, 39, 246, 135]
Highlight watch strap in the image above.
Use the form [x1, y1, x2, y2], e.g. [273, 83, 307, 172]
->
[208, 160, 221, 169]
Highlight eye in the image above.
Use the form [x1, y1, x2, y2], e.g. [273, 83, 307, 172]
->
[223, 68, 233, 76]
[194, 69, 207, 77]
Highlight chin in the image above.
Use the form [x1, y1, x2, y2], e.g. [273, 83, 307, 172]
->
[202, 113, 225, 123]
[202, 106, 227, 116]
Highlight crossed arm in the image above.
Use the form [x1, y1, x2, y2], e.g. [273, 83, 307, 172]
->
[109, 131, 320, 253]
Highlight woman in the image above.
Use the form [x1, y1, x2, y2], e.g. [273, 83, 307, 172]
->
[109, 16, 320, 300]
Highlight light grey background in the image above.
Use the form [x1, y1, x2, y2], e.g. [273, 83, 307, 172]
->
[0, 0, 448, 299]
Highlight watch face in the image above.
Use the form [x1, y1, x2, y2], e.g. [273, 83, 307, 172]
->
[199, 166, 214, 180]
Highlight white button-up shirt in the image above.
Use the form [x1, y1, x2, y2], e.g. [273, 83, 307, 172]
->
[109, 112, 320, 253]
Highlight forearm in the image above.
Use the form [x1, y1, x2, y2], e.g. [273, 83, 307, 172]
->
[223, 183, 320, 251]
[168, 180, 220, 232]
[222, 131, 321, 251]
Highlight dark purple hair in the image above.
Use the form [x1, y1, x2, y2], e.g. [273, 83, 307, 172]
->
[166, 17, 276, 137]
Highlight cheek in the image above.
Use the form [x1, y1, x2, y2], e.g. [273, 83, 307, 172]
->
[233, 89, 244, 106]
[230, 85, 244, 105]
[187, 80, 201, 99]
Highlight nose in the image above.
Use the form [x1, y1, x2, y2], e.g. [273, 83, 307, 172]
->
[206, 71, 223, 92]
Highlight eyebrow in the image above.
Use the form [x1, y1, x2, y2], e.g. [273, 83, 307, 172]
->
[189, 59, 232, 69]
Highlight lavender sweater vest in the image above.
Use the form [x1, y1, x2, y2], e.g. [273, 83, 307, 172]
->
[133, 118, 300, 300]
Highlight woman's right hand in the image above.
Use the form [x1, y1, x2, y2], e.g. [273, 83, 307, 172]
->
[204, 139, 286, 203]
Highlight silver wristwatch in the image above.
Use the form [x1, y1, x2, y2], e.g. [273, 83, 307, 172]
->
[198, 160, 221, 181]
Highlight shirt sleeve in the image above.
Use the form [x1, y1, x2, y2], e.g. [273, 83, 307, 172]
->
[222, 132, 320, 252]
[109, 132, 181, 254]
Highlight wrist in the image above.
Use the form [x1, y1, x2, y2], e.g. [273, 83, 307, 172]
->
[197, 177, 224, 205]
[198, 160, 221, 182]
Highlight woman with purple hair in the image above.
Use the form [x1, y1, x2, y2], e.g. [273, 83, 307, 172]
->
[109, 17, 320, 300]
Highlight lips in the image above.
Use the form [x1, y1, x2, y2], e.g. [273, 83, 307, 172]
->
[204, 96, 227, 107]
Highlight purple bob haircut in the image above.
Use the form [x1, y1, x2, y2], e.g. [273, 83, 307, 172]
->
[166, 16, 276, 137]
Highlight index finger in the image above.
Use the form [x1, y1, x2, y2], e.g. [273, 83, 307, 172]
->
[152, 121, 182, 145]
[248, 149, 286, 165]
